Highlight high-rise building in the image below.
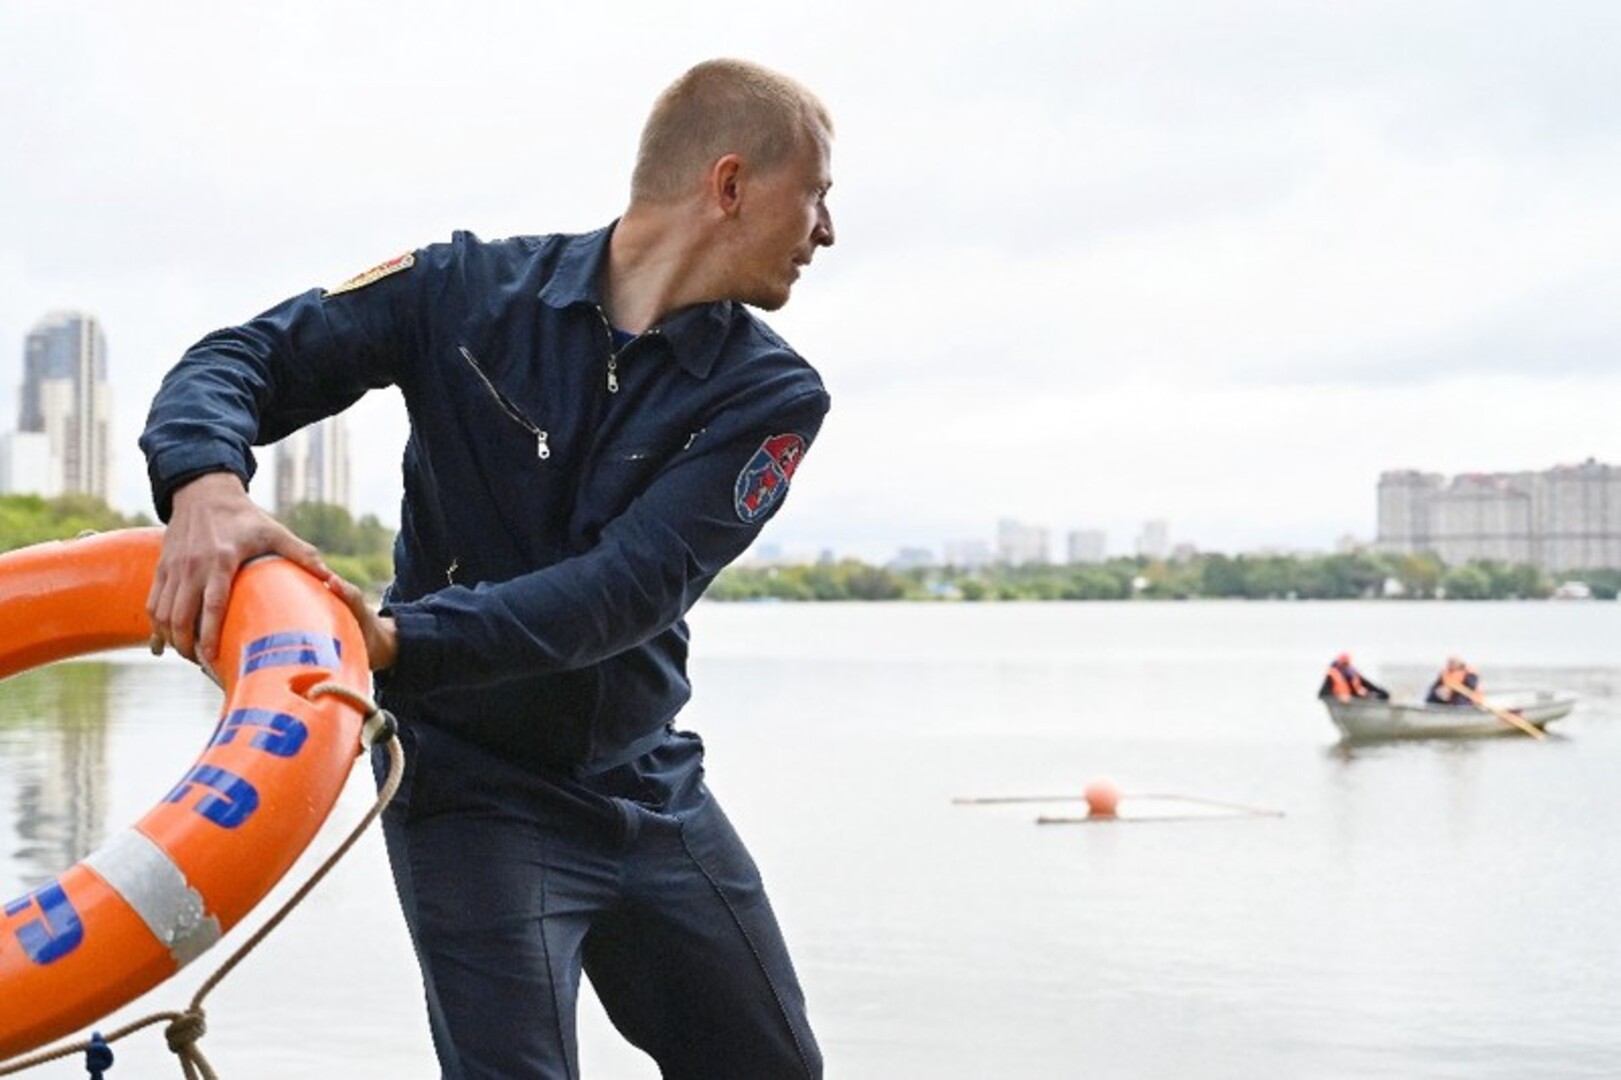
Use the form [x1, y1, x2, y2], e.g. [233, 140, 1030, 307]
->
[1066, 529, 1107, 564]
[1376, 460, 1621, 572]
[12, 311, 112, 500]
[1541, 460, 1621, 571]
[1376, 470, 1444, 555]
[1135, 519, 1169, 560]
[996, 518, 1049, 566]
[274, 416, 352, 516]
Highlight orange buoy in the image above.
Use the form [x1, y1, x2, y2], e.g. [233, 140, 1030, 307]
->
[1084, 778, 1121, 818]
[0, 528, 371, 1060]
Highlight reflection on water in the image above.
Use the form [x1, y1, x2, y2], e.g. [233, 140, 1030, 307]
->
[0, 663, 113, 892]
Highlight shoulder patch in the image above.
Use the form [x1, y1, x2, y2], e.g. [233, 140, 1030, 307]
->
[324, 252, 415, 297]
[734, 433, 806, 523]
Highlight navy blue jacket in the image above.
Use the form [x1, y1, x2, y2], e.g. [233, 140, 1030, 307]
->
[141, 226, 830, 769]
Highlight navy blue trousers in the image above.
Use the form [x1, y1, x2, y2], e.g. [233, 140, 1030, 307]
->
[373, 722, 821, 1080]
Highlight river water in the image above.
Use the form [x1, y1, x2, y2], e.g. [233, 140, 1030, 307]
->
[2, 600, 1618, 1078]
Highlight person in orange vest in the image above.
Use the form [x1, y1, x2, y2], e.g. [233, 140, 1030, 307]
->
[1318, 653, 1390, 701]
[1426, 655, 1481, 705]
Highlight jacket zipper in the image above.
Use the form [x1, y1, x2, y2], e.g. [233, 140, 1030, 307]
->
[457, 345, 550, 460]
[595, 309, 622, 394]
[595, 309, 664, 395]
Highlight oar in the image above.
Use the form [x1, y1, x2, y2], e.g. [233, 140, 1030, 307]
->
[1455, 684, 1545, 740]
[954, 792, 1281, 813]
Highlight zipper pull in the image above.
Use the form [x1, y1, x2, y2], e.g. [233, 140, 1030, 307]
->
[607, 355, 620, 394]
[536, 430, 551, 459]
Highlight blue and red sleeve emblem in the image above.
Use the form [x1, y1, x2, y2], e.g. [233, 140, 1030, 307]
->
[734, 433, 807, 523]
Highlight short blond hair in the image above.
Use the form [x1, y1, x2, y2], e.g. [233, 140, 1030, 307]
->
[631, 59, 833, 203]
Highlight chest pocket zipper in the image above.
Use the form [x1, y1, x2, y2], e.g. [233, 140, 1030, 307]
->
[610, 428, 704, 466]
[458, 344, 550, 460]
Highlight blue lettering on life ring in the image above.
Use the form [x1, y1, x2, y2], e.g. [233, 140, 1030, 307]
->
[209, 708, 308, 758]
[240, 632, 341, 677]
[164, 765, 260, 829]
[4, 883, 83, 965]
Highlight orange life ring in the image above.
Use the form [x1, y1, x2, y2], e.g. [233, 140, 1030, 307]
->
[0, 528, 371, 1060]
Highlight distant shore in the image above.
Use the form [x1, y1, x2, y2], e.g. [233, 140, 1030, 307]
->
[5, 495, 1614, 604]
[708, 553, 1621, 603]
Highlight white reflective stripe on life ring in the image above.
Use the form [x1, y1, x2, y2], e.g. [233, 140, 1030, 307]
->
[82, 829, 222, 966]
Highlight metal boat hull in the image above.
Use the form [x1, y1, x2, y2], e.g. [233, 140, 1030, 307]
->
[1323, 688, 1576, 740]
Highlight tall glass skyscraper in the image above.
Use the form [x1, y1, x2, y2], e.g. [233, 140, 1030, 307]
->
[12, 311, 112, 500]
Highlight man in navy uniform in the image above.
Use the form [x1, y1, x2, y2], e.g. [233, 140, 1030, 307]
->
[142, 58, 835, 1079]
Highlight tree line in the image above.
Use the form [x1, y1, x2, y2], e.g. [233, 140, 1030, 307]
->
[5, 495, 1618, 602]
[0, 493, 154, 548]
[707, 550, 1621, 602]
[0, 495, 395, 592]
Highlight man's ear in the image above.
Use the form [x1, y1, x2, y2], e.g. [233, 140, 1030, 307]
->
[709, 153, 745, 218]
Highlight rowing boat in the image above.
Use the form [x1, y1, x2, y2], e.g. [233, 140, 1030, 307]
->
[1321, 687, 1576, 741]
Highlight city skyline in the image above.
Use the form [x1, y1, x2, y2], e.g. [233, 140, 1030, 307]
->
[4, 5, 1619, 559]
[3, 353, 1615, 576]
[1, 310, 358, 518]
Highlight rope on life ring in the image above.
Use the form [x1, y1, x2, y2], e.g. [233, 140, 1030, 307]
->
[0, 528, 389, 1069]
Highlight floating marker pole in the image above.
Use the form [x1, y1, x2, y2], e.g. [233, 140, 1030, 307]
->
[954, 778, 1283, 824]
[1035, 812, 1277, 825]
[950, 795, 1089, 805]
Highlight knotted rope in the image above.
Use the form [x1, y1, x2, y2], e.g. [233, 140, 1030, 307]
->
[0, 683, 402, 1078]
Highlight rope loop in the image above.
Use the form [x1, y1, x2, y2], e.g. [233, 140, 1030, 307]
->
[0, 680, 406, 1079]
[302, 681, 398, 748]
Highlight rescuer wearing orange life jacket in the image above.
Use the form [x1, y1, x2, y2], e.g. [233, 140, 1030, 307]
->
[1426, 656, 1480, 705]
[1318, 653, 1390, 702]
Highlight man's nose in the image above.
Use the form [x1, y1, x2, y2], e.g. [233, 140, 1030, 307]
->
[814, 205, 835, 247]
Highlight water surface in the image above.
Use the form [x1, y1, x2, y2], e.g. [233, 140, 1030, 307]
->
[3, 601, 1618, 1078]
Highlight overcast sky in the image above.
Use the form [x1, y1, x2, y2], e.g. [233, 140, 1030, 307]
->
[3, 1, 1618, 560]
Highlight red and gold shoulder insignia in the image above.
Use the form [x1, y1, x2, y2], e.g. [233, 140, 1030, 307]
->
[324, 252, 415, 297]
